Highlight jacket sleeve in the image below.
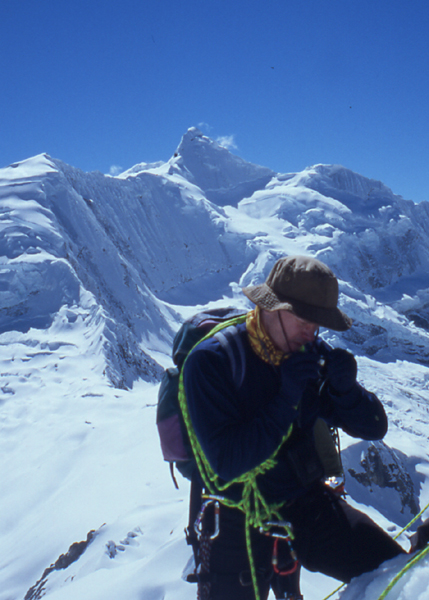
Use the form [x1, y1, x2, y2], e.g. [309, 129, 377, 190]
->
[183, 345, 298, 482]
[314, 339, 388, 441]
[322, 382, 388, 440]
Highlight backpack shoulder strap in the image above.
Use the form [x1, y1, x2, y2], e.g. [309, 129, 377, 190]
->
[187, 313, 248, 388]
[213, 323, 247, 389]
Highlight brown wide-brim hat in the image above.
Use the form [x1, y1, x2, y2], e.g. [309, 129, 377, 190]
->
[242, 255, 352, 332]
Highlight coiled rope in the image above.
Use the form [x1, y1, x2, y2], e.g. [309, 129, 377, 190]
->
[180, 316, 429, 600]
[178, 315, 295, 600]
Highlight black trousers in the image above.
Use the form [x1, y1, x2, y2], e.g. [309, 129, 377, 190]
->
[192, 483, 405, 600]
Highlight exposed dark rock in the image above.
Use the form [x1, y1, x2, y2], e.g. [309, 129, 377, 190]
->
[24, 529, 98, 600]
[405, 303, 429, 332]
[347, 440, 419, 517]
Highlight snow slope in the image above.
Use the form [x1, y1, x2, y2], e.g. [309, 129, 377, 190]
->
[0, 128, 429, 600]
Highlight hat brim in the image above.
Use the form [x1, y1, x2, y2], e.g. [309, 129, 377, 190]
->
[242, 283, 352, 332]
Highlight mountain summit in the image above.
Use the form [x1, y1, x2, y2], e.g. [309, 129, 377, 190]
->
[170, 127, 275, 205]
[0, 130, 428, 382]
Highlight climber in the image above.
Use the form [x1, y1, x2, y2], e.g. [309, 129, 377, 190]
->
[181, 255, 405, 600]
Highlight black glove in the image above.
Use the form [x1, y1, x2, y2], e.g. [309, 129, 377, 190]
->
[280, 352, 322, 403]
[326, 348, 357, 395]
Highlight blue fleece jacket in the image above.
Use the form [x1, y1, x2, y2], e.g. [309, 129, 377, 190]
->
[183, 322, 387, 503]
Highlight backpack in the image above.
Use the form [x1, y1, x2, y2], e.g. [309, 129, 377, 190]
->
[156, 307, 247, 487]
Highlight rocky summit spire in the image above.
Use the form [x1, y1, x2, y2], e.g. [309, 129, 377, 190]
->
[172, 127, 275, 205]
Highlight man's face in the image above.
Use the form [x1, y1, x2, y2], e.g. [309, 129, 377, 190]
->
[268, 310, 319, 354]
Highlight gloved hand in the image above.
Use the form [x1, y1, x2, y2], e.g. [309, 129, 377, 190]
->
[326, 348, 357, 394]
[280, 352, 322, 403]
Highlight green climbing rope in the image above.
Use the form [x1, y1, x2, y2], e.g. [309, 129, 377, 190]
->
[392, 500, 429, 542]
[376, 543, 429, 600]
[178, 315, 295, 600]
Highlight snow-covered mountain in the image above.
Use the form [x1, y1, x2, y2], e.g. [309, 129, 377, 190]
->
[1, 128, 429, 600]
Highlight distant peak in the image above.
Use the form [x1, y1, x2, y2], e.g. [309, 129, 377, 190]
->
[297, 163, 396, 211]
[173, 126, 273, 174]
[304, 163, 393, 195]
[175, 127, 210, 156]
[170, 127, 275, 206]
[185, 126, 204, 138]
[0, 153, 58, 179]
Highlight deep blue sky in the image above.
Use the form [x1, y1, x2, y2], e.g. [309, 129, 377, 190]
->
[1, 0, 429, 202]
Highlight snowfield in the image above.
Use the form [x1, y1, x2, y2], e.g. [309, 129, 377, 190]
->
[0, 128, 428, 600]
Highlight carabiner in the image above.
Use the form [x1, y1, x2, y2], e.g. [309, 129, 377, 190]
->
[259, 520, 298, 576]
[194, 498, 220, 540]
[271, 537, 299, 575]
[259, 520, 294, 540]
